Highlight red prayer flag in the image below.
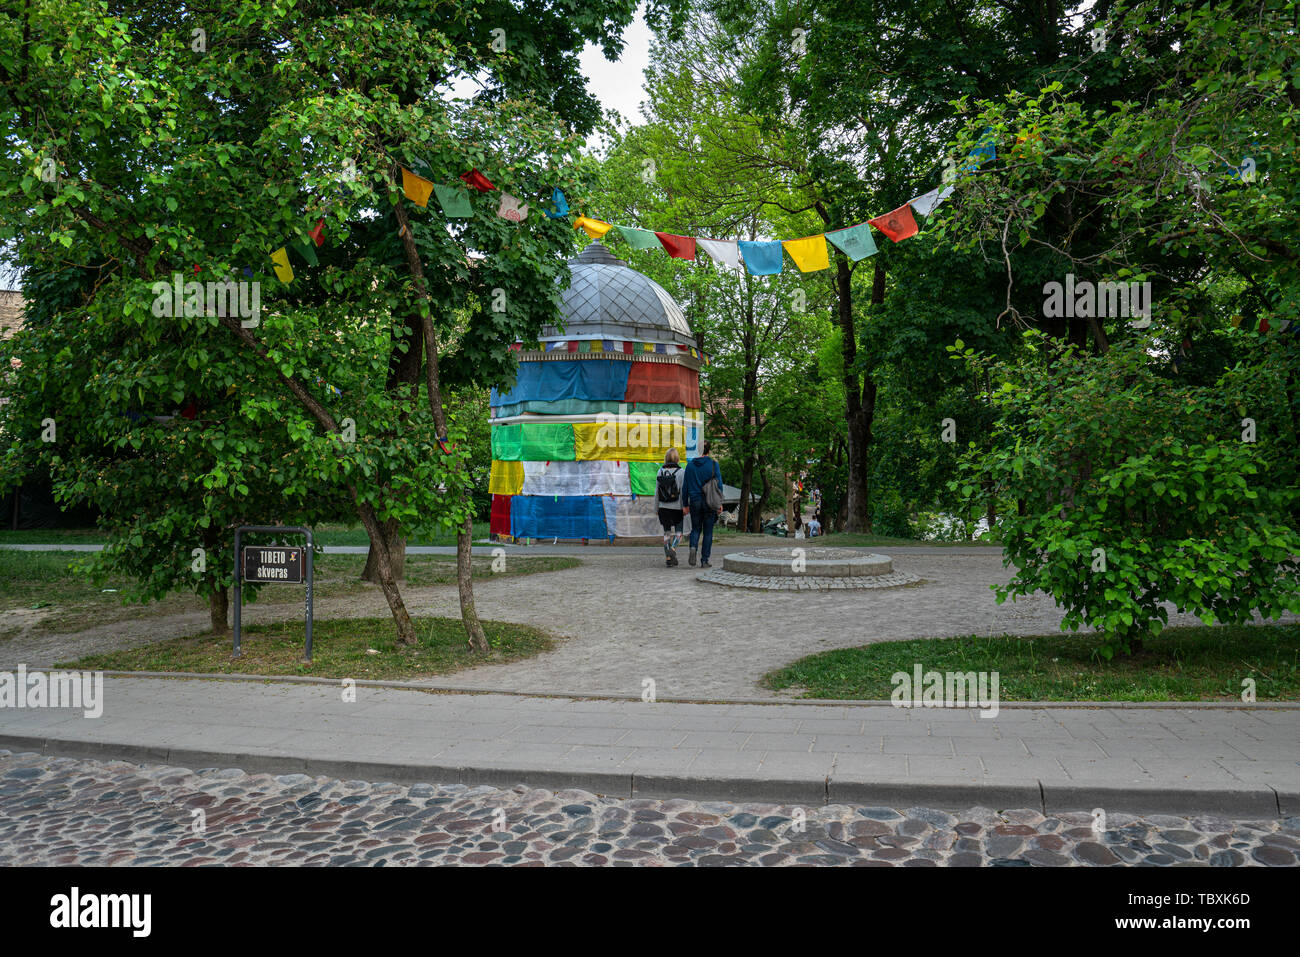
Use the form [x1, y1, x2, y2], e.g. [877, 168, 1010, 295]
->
[654, 232, 697, 260]
[460, 169, 496, 192]
[868, 204, 919, 242]
[309, 218, 325, 247]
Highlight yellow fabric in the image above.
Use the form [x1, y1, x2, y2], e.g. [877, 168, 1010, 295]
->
[401, 168, 434, 207]
[574, 420, 686, 462]
[270, 247, 294, 283]
[574, 216, 613, 239]
[488, 459, 524, 495]
[782, 234, 830, 272]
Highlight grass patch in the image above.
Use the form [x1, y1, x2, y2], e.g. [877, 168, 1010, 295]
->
[61, 617, 556, 679]
[762, 624, 1300, 702]
[0, 550, 578, 640]
[0, 522, 489, 548]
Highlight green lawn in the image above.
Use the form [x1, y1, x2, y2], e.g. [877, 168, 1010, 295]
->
[62, 616, 556, 679]
[763, 624, 1300, 701]
[0, 550, 578, 639]
[0, 521, 489, 548]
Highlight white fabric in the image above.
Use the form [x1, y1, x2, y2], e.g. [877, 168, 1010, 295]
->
[520, 460, 630, 497]
[697, 238, 741, 269]
[908, 185, 954, 217]
[601, 494, 691, 538]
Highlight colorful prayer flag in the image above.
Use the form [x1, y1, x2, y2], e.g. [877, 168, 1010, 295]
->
[738, 240, 784, 275]
[270, 247, 294, 283]
[574, 216, 613, 239]
[869, 204, 919, 242]
[289, 240, 318, 267]
[655, 233, 697, 260]
[309, 218, 325, 247]
[960, 129, 997, 173]
[697, 238, 740, 269]
[825, 223, 878, 261]
[460, 169, 496, 192]
[908, 185, 954, 217]
[401, 167, 434, 207]
[782, 234, 830, 272]
[546, 188, 570, 219]
[616, 225, 664, 250]
[497, 193, 529, 222]
[433, 183, 473, 218]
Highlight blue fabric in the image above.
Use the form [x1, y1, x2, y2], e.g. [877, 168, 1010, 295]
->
[738, 241, 784, 276]
[491, 359, 633, 406]
[689, 501, 717, 563]
[682, 455, 722, 506]
[509, 495, 608, 540]
[546, 188, 570, 219]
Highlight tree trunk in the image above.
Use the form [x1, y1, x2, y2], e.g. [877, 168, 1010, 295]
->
[209, 586, 228, 635]
[357, 500, 417, 645]
[362, 517, 406, 582]
[738, 456, 756, 534]
[456, 512, 489, 654]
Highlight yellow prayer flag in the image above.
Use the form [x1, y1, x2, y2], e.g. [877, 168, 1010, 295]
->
[401, 167, 434, 207]
[488, 459, 524, 495]
[573, 216, 613, 239]
[782, 234, 830, 272]
[270, 247, 294, 283]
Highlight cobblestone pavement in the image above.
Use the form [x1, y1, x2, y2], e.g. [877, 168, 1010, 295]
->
[9, 550, 1296, 699]
[3, 752, 1296, 867]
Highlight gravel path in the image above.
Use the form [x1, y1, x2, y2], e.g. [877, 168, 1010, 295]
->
[5, 550, 1296, 699]
[2, 751, 1294, 867]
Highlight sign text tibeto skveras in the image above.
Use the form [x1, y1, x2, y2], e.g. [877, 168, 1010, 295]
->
[242, 546, 304, 583]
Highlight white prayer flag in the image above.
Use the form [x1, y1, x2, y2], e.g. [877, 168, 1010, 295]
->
[497, 193, 529, 222]
[908, 185, 954, 217]
[697, 238, 741, 269]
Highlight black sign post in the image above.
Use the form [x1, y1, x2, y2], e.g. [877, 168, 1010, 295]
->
[233, 526, 315, 662]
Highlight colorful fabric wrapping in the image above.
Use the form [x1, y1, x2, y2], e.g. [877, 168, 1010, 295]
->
[573, 420, 687, 462]
[738, 240, 784, 275]
[782, 235, 830, 272]
[488, 459, 524, 495]
[601, 495, 692, 538]
[490, 422, 575, 461]
[826, 223, 879, 261]
[493, 399, 693, 419]
[490, 494, 512, 537]
[869, 204, 919, 242]
[490, 359, 634, 406]
[628, 460, 661, 496]
[520, 460, 630, 497]
[510, 494, 608, 540]
[684, 419, 701, 460]
[624, 361, 701, 407]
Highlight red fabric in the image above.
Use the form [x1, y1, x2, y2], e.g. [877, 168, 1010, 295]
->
[490, 494, 512, 537]
[625, 362, 700, 406]
[566, 340, 578, 352]
[622, 341, 633, 353]
[869, 204, 918, 242]
[460, 169, 496, 192]
[655, 232, 696, 260]
[310, 218, 325, 247]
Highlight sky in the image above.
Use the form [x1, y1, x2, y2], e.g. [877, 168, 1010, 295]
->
[578, 7, 655, 137]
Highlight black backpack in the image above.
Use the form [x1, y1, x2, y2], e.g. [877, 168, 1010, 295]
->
[657, 467, 681, 503]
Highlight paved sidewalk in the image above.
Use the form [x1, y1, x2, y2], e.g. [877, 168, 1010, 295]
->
[1, 676, 1296, 816]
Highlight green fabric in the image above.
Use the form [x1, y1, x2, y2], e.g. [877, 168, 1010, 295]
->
[629, 461, 660, 496]
[289, 240, 318, 267]
[493, 399, 688, 419]
[434, 183, 473, 218]
[616, 225, 665, 250]
[490, 422, 575, 461]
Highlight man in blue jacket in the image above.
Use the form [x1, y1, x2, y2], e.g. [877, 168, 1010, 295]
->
[682, 440, 723, 567]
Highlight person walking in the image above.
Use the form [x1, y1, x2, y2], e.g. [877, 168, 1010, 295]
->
[682, 440, 724, 567]
[656, 448, 686, 567]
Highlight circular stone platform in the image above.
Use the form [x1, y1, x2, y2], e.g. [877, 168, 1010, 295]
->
[698, 547, 922, 591]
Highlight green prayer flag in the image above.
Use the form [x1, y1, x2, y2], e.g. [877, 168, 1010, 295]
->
[616, 225, 665, 250]
[433, 183, 473, 218]
[289, 240, 318, 267]
[825, 223, 878, 261]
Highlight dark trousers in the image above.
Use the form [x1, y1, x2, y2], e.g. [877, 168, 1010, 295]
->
[688, 498, 717, 562]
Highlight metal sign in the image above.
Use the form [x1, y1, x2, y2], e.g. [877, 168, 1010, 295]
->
[233, 526, 315, 662]
[242, 545, 304, 583]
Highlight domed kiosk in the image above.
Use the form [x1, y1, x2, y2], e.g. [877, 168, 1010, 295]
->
[488, 242, 703, 542]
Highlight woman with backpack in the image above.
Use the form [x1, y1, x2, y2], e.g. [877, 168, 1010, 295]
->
[656, 448, 685, 567]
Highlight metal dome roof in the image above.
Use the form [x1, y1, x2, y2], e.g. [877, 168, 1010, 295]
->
[540, 242, 695, 346]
